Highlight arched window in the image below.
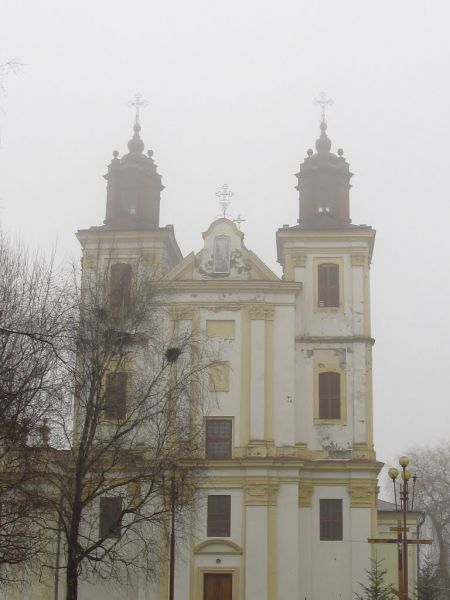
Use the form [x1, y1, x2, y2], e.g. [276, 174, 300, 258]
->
[213, 236, 230, 273]
[318, 263, 339, 308]
[319, 372, 341, 419]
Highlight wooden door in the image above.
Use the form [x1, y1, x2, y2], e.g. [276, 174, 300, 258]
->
[203, 573, 232, 600]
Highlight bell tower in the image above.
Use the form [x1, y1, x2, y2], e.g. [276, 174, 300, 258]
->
[296, 120, 352, 228]
[77, 101, 182, 277]
[277, 101, 379, 600]
[104, 121, 163, 230]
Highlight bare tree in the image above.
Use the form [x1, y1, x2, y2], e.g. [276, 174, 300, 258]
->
[36, 254, 210, 600]
[0, 231, 70, 584]
[408, 444, 450, 598]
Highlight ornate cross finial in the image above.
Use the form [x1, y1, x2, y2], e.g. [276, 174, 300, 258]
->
[127, 93, 148, 125]
[314, 91, 333, 123]
[233, 214, 246, 230]
[216, 184, 234, 217]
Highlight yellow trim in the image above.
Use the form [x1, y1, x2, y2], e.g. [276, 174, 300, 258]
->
[313, 257, 344, 313]
[264, 317, 274, 441]
[194, 539, 243, 554]
[365, 345, 374, 450]
[240, 309, 251, 447]
[244, 482, 278, 506]
[157, 280, 302, 294]
[298, 480, 314, 507]
[206, 320, 236, 338]
[363, 256, 371, 336]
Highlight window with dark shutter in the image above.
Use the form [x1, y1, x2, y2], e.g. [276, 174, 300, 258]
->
[320, 499, 343, 540]
[207, 495, 231, 537]
[99, 497, 122, 539]
[318, 372, 341, 419]
[104, 372, 127, 420]
[318, 263, 339, 308]
[205, 419, 232, 459]
[109, 263, 132, 316]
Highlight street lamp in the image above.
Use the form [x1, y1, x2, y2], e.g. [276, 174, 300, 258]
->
[388, 455, 417, 600]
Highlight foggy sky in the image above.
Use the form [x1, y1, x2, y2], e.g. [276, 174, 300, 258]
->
[1, 0, 449, 471]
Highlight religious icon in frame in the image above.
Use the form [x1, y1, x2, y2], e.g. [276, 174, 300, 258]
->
[213, 236, 230, 274]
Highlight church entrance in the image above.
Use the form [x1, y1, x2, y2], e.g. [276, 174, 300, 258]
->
[203, 573, 232, 600]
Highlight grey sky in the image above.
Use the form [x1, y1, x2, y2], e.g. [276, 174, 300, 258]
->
[1, 0, 449, 469]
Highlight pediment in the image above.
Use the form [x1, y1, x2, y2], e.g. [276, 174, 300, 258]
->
[163, 218, 280, 282]
[194, 539, 243, 555]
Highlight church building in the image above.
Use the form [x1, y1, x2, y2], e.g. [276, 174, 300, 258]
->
[73, 110, 381, 600]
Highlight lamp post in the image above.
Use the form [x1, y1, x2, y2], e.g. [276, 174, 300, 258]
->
[368, 456, 431, 599]
[388, 456, 416, 600]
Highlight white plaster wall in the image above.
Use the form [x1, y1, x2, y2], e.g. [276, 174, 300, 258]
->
[351, 343, 369, 445]
[351, 264, 365, 334]
[350, 507, 373, 593]
[201, 308, 242, 445]
[277, 482, 299, 599]
[273, 306, 296, 446]
[311, 485, 353, 600]
[298, 505, 313, 600]
[245, 505, 268, 600]
[250, 319, 265, 440]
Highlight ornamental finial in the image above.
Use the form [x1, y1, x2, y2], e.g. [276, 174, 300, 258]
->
[127, 93, 148, 125]
[313, 91, 333, 124]
[216, 184, 234, 218]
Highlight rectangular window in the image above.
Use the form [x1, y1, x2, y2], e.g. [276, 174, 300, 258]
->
[320, 499, 343, 541]
[104, 372, 127, 420]
[209, 362, 230, 392]
[318, 372, 341, 419]
[318, 263, 339, 308]
[205, 419, 232, 459]
[99, 497, 122, 539]
[207, 495, 231, 537]
[109, 263, 132, 315]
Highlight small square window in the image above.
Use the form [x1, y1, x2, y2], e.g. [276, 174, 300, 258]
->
[207, 495, 231, 537]
[99, 497, 122, 539]
[320, 499, 343, 541]
[205, 419, 232, 459]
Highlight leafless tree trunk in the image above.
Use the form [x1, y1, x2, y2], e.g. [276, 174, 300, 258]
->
[34, 252, 210, 600]
[0, 230, 70, 585]
[408, 445, 450, 598]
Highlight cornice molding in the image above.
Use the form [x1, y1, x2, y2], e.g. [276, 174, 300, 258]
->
[296, 335, 375, 346]
[156, 280, 302, 294]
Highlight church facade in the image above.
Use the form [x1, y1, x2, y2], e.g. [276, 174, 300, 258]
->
[3, 113, 383, 600]
[74, 114, 380, 600]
